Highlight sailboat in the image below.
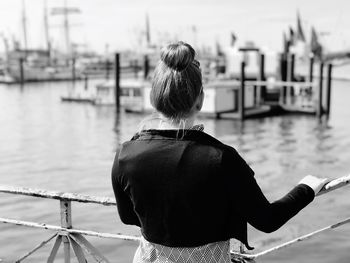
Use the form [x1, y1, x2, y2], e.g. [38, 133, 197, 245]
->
[5, 0, 82, 83]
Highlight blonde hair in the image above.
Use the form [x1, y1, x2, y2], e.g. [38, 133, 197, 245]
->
[150, 41, 202, 124]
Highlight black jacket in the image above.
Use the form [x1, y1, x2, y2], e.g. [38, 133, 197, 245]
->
[111, 129, 314, 249]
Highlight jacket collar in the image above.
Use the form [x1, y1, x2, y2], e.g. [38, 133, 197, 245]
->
[131, 129, 223, 146]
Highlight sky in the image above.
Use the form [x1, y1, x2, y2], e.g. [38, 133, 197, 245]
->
[0, 0, 349, 54]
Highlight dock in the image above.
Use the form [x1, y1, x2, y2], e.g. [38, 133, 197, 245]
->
[58, 51, 334, 122]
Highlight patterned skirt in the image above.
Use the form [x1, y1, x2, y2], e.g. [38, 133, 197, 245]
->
[133, 236, 231, 263]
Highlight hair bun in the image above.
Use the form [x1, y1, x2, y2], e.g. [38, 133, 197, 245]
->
[160, 41, 195, 72]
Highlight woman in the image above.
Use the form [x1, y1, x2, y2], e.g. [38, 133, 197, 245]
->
[111, 41, 328, 263]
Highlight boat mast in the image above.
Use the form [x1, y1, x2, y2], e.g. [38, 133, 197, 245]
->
[63, 0, 70, 57]
[145, 13, 151, 47]
[43, 0, 51, 65]
[21, 0, 28, 51]
[51, 0, 80, 61]
[0, 34, 9, 70]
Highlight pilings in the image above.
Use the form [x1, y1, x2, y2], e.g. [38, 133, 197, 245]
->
[114, 53, 121, 112]
[317, 62, 324, 118]
[105, 59, 111, 80]
[71, 57, 76, 82]
[234, 52, 333, 121]
[309, 56, 314, 86]
[325, 63, 333, 117]
[144, 55, 149, 80]
[19, 58, 25, 85]
[84, 75, 88, 91]
[287, 54, 295, 104]
[256, 53, 265, 105]
[313, 61, 333, 119]
[239, 62, 246, 120]
[279, 53, 288, 104]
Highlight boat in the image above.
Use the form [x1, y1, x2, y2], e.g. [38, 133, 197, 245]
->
[95, 79, 149, 113]
[61, 79, 150, 113]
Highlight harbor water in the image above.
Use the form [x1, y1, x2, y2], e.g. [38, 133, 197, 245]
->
[0, 70, 350, 262]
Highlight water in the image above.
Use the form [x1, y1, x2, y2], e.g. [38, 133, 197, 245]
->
[0, 72, 349, 262]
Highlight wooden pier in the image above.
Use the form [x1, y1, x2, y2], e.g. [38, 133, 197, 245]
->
[111, 52, 335, 121]
[214, 54, 334, 121]
[58, 51, 334, 122]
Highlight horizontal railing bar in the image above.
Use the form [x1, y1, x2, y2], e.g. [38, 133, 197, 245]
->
[232, 216, 350, 259]
[1, 174, 349, 205]
[0, 185, 116, 206]
[0, 217, 140, 242]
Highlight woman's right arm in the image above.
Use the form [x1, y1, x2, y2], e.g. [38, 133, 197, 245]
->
[111, 150, 140, 226]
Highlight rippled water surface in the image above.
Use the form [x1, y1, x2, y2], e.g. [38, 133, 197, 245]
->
[0, 73, 349, 262]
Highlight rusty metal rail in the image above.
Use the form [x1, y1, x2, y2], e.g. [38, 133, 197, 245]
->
[0, 173, 349, 262]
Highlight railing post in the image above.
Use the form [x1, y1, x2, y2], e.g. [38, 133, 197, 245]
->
[60, 200, 72, 263]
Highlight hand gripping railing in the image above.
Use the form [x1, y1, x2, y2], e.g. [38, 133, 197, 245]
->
[0, 174, 349, 262]
[232, 174, 350, 262]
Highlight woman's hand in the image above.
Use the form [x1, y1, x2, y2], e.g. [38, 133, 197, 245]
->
[299, 175, 330, 195]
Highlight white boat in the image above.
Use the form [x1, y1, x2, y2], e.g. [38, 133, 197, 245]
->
[94, 79, 149, 112]
[61, 79, 150, 112]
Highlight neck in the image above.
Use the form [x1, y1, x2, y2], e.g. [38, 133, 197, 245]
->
[158, 115, 196, 130]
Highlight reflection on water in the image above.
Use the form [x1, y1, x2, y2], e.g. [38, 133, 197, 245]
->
[0, 79, 349, 262]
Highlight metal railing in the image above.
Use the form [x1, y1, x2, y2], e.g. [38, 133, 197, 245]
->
[0, 187, 138, 263]
[0, 174, 349, 262]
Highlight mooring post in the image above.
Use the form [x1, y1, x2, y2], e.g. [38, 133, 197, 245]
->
[60, 200, 72, 263]
[72, 57, 76, 82]
[134, 59, 138, 78]
[106, 58, 110, 80]
[309, 55, 314, 87]
[325, 63, 333, 117]
[144, 55, 149, 80]
[317, 62, 324, 118]
[19, 58, 25, 85]
[279, 53, 287, 104]
[286, 54, 292, 105]
[239, 61, 246, 121]
[290, 54, 295, 98]
[115, 53, 121, 112]
[84, 75, 88, 91]
[257, 53, 265, 105]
